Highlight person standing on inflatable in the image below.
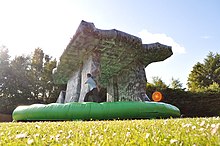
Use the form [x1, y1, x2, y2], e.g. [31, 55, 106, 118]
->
[84, 73, 100, 102]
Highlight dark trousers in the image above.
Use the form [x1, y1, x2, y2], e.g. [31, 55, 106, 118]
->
[84, 88, 100, 102]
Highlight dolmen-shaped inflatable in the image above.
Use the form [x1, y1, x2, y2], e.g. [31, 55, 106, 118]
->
[12, 21, 180, 121]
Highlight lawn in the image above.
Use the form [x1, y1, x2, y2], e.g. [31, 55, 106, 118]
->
[0, 117, 219, 145]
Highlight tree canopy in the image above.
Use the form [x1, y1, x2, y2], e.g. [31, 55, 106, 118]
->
[170, 77, 183, 90]
[0, 46, 11, 97]
[187, 52, 220, 92]
[0, 47, 64, 105]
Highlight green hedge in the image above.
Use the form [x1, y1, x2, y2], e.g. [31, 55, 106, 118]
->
[146, 88, 220, 117]
[0, 97, 56, 114]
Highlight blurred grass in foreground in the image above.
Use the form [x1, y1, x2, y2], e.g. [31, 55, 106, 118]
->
[0, 117, 219, 145]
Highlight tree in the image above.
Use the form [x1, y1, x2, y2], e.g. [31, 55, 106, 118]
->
[30, 48, 44, 98]
[151, 76, 167, 89]
[30, 48, 61, 102]
[31, 48, 44, 73]
[206, 82, 220, 92]
[7, 55, 33, 100]
[170, 77, 183, 90]
[0, 47, 63, 114]
[40, 55, 59, 102]
[188, 52, 220, 92]
[1, 47, 61, 102]
[0, 46, 11, 97]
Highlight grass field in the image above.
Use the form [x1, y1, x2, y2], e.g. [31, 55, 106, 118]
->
[0, 117, 219, 145]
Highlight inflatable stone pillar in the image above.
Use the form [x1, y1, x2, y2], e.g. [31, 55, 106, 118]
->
[107, 61, 147, 102]
[78, 51, 101, 102]
[60, 51, 101, 103]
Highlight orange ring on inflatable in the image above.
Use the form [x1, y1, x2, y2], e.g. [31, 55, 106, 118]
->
[152, 91, 163, 102]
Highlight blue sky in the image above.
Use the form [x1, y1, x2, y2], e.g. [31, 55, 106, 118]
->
[0, 0, 220, 88]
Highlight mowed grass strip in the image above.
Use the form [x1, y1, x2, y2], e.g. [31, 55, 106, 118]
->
[0, 117, 219, 145]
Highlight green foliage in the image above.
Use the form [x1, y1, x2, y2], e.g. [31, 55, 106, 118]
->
[29, 48, 61, 102]
[0, 47, 64, 113]
[7, 56, 33, 99]
[207, 82, 220, 92]
[30, 48, 44, 98]
[0, 46, 10, 67]
[0, 118, 219, 145]
[146, 77, 184, 98]
[194, 82, 220, 93]
[188, 52, 220, 92]
[170, 77, 183, 90]
[31, 48, 44, 73]
[40, 55, 60, 102]
[151, 76, 168, 89]
[0, 46, 11, 96]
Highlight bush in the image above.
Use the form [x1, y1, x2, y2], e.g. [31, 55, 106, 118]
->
[146, 87, 220, 117]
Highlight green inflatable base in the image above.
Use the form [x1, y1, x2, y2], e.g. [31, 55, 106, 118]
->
[12, 101, 180, 121]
